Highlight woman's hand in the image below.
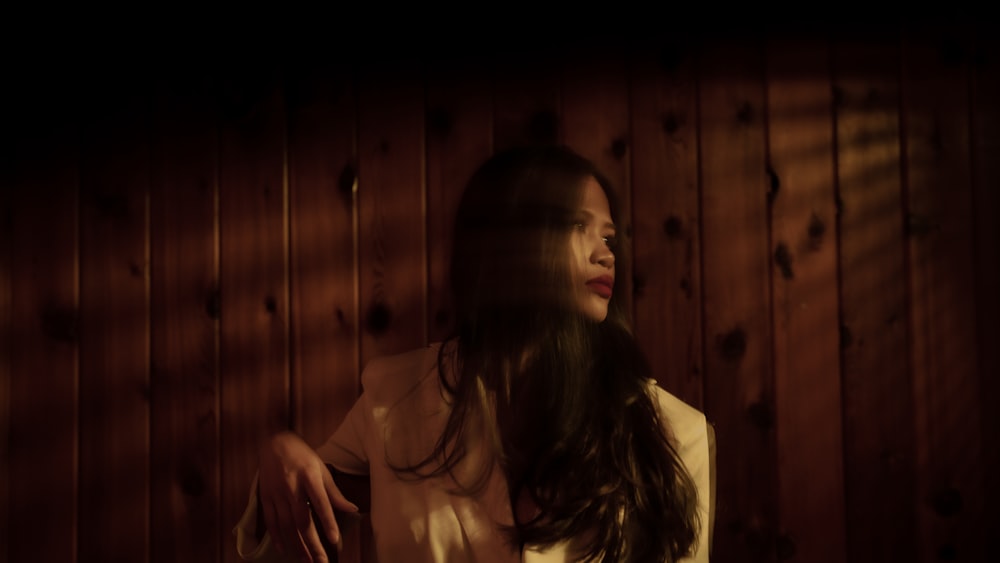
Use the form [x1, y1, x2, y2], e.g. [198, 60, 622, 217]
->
[258, 431, 359, 563]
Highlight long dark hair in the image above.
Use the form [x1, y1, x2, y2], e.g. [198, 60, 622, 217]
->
[393, 146, 699, 562]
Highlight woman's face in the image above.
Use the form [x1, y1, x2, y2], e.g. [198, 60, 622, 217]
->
[568, 177, 617, 322]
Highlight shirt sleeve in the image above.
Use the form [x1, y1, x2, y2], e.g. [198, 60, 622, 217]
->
[314, 386, 373, 476]
[651, 383, 711, 563]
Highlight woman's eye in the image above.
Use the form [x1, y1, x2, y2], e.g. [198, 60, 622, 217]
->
[573, 222, 586, 232]
[603, 235, 617, 247]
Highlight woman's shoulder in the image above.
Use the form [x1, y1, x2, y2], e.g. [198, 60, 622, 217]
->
[359, 343, 445, 403]
[646, 380, 708, 448]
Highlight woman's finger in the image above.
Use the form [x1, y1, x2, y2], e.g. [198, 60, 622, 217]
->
[324, 469, 361, 514]
[305, 468, 345, 548]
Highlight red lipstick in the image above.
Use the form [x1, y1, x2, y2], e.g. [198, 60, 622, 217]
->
[586, 275, 614, 299]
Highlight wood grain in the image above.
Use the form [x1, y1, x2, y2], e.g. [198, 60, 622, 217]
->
[970, 30, 1000, 554]
[901, 27, 985, 563]
[287, 63, 360, 447]
[698, 39, 777, 562]
[218, 66, 290, 563]
[0, 34, 996, 563]
[833, 35, 918, 563]
[766, 37, 846, 563]
[357, 62, 426, 365]
[150, 68, 221, 563]
[78, 77, 151, 563]
[6, 109, 80, 563]
[630, 40, 705, 409]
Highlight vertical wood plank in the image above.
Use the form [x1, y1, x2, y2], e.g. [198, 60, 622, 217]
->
[833, 35, 917, 563]
[150, 67, 220, 563]
[78, 76, 151, 563]
[698, 38, 777, 563]
[970, 31, 1000, 551]
[493, 50, 561, 151]
[901, 28, 985, 563]
[286, 62, 362, 563]
[357, 62, 426, 365]
[6, 115, 80, 563]
[765, 38, 846, 563]
[218, 67, 290, 563]
[561, 47, 634, 321]
[630, 40, 705, 408]
[425, 57, 493, 343]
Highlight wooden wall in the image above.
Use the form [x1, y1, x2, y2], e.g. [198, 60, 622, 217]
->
[2, 24, 998, 563]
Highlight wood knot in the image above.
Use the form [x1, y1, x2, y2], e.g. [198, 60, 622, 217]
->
[178, 463, 206, 497]
[205, 288, 221, 320]
[365, 302, 392, 335]
[774, 242, 794, 280]
[610, 137, 628, 160]
[747, 401, 774, 430]
[679, 277, 692, 299]
[807, 213, 825, 251]
[264, 295, 278, 314]
[632, 274, 647, 299]
[736, 102, 754, 124]
[766, 165, 780, 204]
[129, 261, 144, 279]
[662, 215, 683, 239]
[139, 382, 152, 402]
[840, 325, 852, 350]
[717, 327, 746, 362]
[661, 113, 681, 135]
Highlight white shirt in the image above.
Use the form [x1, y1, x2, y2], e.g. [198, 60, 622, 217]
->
[235, 343, 711, 562]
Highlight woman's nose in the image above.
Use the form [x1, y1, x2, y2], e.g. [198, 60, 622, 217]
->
[592, 243, 614, 268]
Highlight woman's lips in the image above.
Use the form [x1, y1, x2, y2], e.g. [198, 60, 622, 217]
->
[586, 276, 614, 299]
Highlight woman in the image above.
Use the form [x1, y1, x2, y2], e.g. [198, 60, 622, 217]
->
[235, 146, 712, 562]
